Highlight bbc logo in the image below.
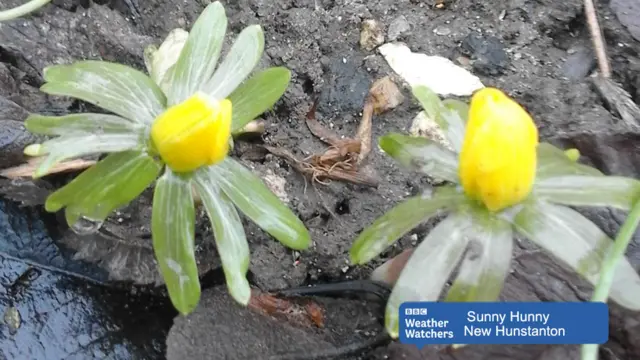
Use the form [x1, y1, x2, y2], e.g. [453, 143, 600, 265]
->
[405, 308, 428, 315]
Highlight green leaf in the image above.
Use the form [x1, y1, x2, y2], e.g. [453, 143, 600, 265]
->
[534, 175, 640, 211]
[445, 215, 513, 302]
[536, 142, 602, 179]
[45, 151, 161, 223]
[193, 168, 251, 305]
[167, 1, 227, 105]
[205, 25, 265, 100]
[207, 158, 310, 250]
[152, 169, 200, 315]
[229, 67, 291, 132]
[378, 132, 459, 183]
[27, 133, 142, 178]
[441, 98, 469, 123]
[412, 85, 465, 152]
[349, 187, 465, 264]
[385, 212, 474, 338]
[41, 61, 166, 124]
[25, 113, 143, 136]
[512, 200, 640, 311]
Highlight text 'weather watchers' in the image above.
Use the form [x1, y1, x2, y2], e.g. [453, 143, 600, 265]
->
[399, 302, 608, 346]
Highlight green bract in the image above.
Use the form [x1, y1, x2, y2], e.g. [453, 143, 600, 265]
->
[23, 2, 310, 314]
[349, 85, 640, 338]
[0, 0, 51, 22]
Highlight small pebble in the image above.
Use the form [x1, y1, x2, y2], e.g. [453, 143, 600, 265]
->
[3, 307, 21, 335]
[434, 27, 451, 36]
[461, 33, 509, 75]
[387, 15, 411, 41]
[410, 234, 418, 245]
[360, 19, 385, 51]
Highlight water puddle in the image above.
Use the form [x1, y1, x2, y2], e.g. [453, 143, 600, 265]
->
[0, 199, 176, 359]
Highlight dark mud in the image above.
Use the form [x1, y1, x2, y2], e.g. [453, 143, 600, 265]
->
[0, 198, 174, 360]
[1, 0, 640, 359]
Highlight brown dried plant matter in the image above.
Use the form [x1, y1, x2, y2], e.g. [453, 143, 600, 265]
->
[248, 289, 325, 328]
[265, 76, 404, 188]
[584, 0, 640, 125]
[0, 156, 96, 179]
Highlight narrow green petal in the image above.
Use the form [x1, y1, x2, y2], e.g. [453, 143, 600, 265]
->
[44, 151, 161, 222]
[535, 175, 640, 211]
[205, 25, 265, 99]
[29, 133, 142, 178]
[350, 187, 465, 264]
[193, 168, 251, 305]
[441, 98, 469, 124]
[208, 158, 310, 250]
[385, 212, 474, 338]
[536, 142, 603, 179]
[412, 85, 465, 152]
[25, 113, 142, 136]
[378, 132, 459, 183]
[512, 201, 640, 310]
[229, 67, 291, 132]
[41, 61, 166, 123]
[152, 169, 200, 315]
[167, 1, 227, 105]
[445, 215, 513, 302]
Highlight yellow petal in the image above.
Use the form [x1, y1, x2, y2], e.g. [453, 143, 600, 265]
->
[459, 87, 538, 212]
[151, 92, 232, 173]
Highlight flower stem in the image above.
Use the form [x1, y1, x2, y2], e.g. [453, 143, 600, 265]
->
[581, 198, 640, 360]
[0, 0, 51, 22]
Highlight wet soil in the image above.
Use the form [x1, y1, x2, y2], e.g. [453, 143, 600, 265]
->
[1, 0, 640, 359]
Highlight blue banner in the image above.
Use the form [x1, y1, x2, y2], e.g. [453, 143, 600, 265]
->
[399, 302, 608, 346]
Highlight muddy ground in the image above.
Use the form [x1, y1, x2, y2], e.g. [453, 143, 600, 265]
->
[1, 0, 640, 359]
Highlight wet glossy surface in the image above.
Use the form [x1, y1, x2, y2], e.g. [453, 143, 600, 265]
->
[0, 199, 175, 360]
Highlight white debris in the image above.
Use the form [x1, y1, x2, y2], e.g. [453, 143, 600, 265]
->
[409, 111, 453, 150]
[360, 19, 385, 51]
[263, 170, 289, 204]
[378, 42, 484, 96]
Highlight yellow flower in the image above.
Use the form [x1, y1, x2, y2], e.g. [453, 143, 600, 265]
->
[458, 87, 539, 212]
[151, 92, 232, 173]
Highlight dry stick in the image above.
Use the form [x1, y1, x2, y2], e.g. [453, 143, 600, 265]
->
[584, 0, 611, 78]
[355, 99, 374, 164]
[583, 0, 640, 125]
[0, 158, 96, 179]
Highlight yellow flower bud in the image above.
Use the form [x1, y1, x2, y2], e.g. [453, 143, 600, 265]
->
[458, 88, 539, 212]
[564, 148, 580, 162]
[151, 92, 232, 173]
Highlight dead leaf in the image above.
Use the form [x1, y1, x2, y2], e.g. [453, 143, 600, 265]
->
[248, 289, 325, 328]
[304, 98, 350, 147]
[264, 146, 378, 188]
[267, 77, 403, 187]
[367, 76, 405, 115]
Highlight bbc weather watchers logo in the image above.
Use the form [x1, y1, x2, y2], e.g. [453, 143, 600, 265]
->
[405, 307, 428, 316]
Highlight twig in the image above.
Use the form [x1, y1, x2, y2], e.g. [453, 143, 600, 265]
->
[581, 198, 640, 360]
[583, 0, 611, 78]
[583, 0, 640, 125]
[0, 158, 96, 179]
[355, 100, 374, 164]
